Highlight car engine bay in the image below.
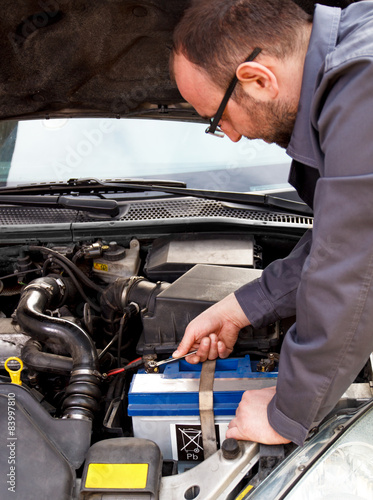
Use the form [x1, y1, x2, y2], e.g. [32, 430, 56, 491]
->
[0, 230, 371, 499]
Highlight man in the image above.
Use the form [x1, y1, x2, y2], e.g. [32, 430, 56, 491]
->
[171, 0, 373, 446]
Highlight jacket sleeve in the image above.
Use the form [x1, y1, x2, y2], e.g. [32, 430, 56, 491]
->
[267, 55, 373, 445]
[234, 229, 312, 328]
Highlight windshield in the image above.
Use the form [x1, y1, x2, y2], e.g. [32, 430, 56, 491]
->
[0, 118, 292, 192]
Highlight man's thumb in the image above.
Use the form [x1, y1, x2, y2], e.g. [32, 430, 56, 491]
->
[172, 336, 193, 358]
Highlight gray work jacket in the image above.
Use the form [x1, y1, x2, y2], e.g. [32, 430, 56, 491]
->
[235, 1, 373, 445]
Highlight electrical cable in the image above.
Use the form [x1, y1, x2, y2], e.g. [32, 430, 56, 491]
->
[43, 256, 101, 313]
[29, 245, 104, 293]
[106, 357, 143, 377]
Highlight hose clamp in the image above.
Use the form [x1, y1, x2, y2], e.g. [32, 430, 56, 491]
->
[55, 277, 66, 296]
[23, 281, 55, 297]
[71, 368, 103, 379]
[62, 412, 92, 422]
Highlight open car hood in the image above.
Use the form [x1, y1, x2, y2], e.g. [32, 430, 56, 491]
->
[0, 0, 190, 121]
[0, 0, 351, 121]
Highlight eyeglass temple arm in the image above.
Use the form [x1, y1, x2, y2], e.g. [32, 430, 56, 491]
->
[206, 47, 262, 135]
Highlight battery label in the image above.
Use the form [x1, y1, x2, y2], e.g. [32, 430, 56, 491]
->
[174, 424, 220, 462]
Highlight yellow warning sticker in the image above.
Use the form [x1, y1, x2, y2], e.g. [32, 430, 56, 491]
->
[235, 484, 254, 500]
[85, 463, 148, 489]
[93, 262, 108, 272]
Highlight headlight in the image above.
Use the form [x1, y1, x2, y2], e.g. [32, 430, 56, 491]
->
[245, 401, 373, 500]
[285, 441, 373, 499]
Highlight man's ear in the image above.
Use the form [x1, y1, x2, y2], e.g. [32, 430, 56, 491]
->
[236, 62, 279, 101]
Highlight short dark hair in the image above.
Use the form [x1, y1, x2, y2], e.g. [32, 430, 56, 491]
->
[173, 0, 312, 89]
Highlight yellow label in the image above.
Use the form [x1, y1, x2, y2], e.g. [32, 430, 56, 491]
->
[85, 463, 148, 489]
[235, 484, 253, 500]
[93, 262, 108, 272]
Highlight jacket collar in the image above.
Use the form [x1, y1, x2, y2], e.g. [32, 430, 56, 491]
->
[286, 4, 341, 168]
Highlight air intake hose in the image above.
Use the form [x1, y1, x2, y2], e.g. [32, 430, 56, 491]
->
[16, 277, 101, 420]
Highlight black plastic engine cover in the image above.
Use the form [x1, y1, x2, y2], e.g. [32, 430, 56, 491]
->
[80, 438, 162, 499]
[136, 264, 279, 354]
[0, 382, 92, 500]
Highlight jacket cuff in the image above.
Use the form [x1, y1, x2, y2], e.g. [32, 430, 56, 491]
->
[267, 394, 309, 446]
[234, 279, 280, 329]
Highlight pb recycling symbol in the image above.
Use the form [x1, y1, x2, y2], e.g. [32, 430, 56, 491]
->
[175, 424, 220, 461]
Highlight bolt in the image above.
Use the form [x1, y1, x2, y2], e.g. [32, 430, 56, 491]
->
[221, 438, 240, 460]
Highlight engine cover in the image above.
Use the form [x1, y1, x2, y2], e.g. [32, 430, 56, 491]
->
[136, 264, 277, 354]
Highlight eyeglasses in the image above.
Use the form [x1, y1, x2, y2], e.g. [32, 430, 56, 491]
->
[205, 47, 262, 138]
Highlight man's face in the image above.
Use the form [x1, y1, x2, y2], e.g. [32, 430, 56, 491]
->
[173, 52, 297, 148]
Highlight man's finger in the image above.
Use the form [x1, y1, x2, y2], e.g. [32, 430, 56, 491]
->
[191, 336, 210, 362]
[226, 426, 246, 440]
[227, 418, 238, 430]
[208, 334, 219, 360]
[172, 336, 195, 358]
[173, 335, 210, 362]
[217, 340, 231, 358]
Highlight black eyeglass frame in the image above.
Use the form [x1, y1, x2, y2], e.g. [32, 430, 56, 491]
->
[205, 47, 262, 137]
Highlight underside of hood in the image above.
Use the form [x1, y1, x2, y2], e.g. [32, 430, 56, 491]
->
[0, 0, 189, 121]
[0, 0, 355, 121]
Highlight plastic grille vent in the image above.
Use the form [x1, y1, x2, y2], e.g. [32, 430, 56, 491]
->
[0, 207, 90, 225]
[120, 198, 313, 226]
[0, 198, 313, 227]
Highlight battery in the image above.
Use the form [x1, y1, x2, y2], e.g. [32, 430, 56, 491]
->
[128, 356, 277, 467]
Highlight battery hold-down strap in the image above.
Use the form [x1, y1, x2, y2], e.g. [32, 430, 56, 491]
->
[199, 359, 217, 459]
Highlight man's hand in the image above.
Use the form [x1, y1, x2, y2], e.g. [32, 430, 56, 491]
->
[172, 293, 250, 363]
[226, 387, 291, 445]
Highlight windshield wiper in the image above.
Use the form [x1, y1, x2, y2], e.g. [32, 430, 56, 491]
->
[103, 180, 312, 215]
[143, 185, 313, 215]
[0, 178, 312, 216]
[0, 178, 187, 196]
[0, 194, 119, 216]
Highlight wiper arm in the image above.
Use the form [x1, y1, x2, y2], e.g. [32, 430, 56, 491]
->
[183, 189, 312, 215]
[73, 179, 312, 215]
[0, 194, 119, 216]
[103, 183, 312, 215]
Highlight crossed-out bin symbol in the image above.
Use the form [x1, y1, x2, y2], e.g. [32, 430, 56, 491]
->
[179, 427, 203, 455]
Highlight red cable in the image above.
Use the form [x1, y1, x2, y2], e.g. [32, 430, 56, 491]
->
[106, 357, 143, 377]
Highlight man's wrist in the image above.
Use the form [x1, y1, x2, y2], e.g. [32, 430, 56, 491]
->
[267, 394, 308, 446]
[225, 293, 251, 328]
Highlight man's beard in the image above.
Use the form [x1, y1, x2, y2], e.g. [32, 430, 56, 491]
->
[238, 92, 297, 149]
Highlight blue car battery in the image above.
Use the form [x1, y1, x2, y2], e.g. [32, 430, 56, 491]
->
[128, 356, 277, 466]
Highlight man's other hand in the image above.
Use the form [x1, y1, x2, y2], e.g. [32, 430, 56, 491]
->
[226, 387, 291, 445]
[172, 293, 250, 363]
